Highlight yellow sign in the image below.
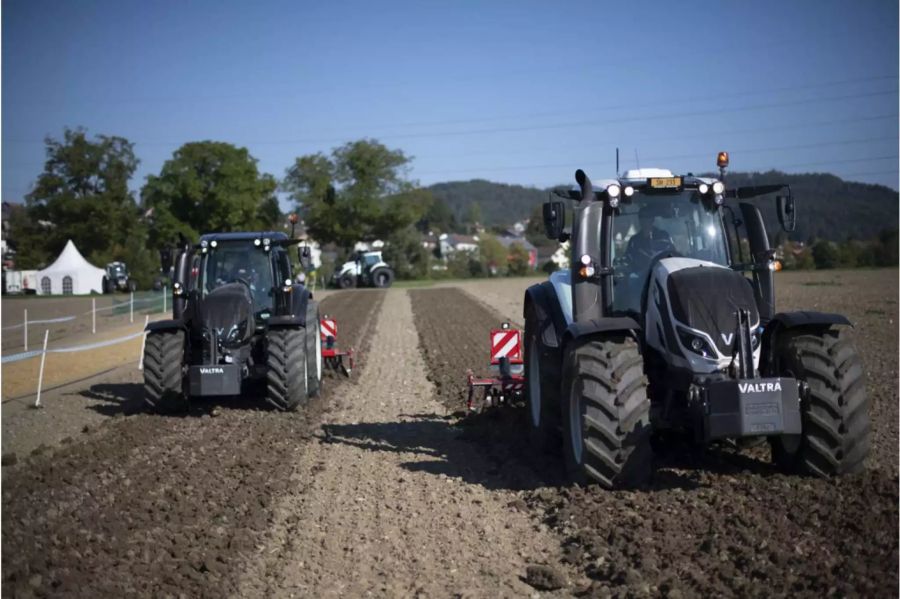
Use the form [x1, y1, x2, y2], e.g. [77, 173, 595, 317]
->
[648, 176, 682, 189]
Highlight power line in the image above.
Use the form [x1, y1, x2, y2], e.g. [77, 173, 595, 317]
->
[412, 136, 899, 176]
[3, 85, 896, 148]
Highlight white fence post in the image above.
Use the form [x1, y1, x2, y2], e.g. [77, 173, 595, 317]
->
[34, 329, 50, 409]
[130, 291, 134, 323]
[23, 309, 28, 352]
[92, 298, 96, 334]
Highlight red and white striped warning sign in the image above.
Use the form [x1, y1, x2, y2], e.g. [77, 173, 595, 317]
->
[320, 318, 337, 341]
[490, 328, 521, 363]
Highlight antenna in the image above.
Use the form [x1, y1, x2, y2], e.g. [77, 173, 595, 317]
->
[634, 149, 641, 172]
[616, 148, 620, 177]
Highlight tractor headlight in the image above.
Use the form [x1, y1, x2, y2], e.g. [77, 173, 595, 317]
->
[712, 181, 725, 195]
[623, 186, 634, 198]
[210, 240, 218, 248]
[698, 183, 709, 194]
[226, 321, 246, 345]
[200, 240, 208, 248]
[606, 184, 621, 198]
[677, 327, 716, 358]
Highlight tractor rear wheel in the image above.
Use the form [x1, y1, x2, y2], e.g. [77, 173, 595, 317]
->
[372, 267, 394, 288]
[524, 306, 560, 452]
[266, 327, 308, 411]
[770, 328, 870, 476]
[306, 303, 323, 398]
[143, 329, 186, 413]
[561, 336, 652, 489]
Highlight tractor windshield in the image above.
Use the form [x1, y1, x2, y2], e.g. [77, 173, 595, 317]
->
[198, 242, 274, 312]
[611, 191, 728, 315]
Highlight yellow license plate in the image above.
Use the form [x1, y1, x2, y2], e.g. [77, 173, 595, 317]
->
[649, 176, 682, 189]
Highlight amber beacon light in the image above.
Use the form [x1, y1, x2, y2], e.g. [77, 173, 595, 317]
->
[716, 151, 730, 168]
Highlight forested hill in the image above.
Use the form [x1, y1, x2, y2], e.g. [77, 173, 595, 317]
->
[427, 172, 899, 242]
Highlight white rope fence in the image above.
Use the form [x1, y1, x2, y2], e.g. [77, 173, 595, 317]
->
[2, 288, 168, 355]
[2, 315, 152, 408]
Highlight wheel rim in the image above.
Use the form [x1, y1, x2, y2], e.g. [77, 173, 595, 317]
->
[377, 273, 387, 286]
[569, 384, 583, 465]
[316, 322, 323, 381]
[528, 335, 541, 428]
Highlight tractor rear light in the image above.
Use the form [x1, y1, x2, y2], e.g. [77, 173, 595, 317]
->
[712, 181, 725, 195]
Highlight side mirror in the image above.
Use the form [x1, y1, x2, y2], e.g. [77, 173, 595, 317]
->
[297, 245, 312, 269]
[159, 247, 172, 274]
[776, 194, 797, 233]
[543, 201, 565, 240]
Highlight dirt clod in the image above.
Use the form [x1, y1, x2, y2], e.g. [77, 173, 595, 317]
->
[525, 564, 567, 590]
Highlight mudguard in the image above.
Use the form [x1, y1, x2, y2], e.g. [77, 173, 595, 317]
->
[145, 318, 186, 333]
[561, 317, 642, 352]
[524, 281, 567, 349]
[269, 286, 312, 328]
[760, 310, 852, 373]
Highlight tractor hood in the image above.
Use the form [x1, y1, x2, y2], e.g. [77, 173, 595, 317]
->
[645, 257, 760, 374]
[662, 261, 759, 356]
[199, 283, 255, 346]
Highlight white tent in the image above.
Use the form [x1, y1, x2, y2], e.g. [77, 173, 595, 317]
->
[36, 240, 106, 295]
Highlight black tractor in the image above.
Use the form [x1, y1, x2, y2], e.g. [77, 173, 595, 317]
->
[525, 153, 869, 488]
[143, 232, 323, 413]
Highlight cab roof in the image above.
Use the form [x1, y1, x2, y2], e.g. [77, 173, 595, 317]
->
[198, 231, 288, 243]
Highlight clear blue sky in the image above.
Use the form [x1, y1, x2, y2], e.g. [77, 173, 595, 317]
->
[3, 0, 898, 211]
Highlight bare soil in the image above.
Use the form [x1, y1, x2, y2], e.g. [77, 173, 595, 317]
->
[1, 290, 384, 598]
[237, 290, 577, 597]
[1, 271, 896, 598]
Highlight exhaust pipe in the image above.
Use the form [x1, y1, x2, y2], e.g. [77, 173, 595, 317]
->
[575, 169, 594, 203]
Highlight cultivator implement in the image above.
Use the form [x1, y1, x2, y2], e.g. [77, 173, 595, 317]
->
[321, 315, 354, 377]
[465, 322, 524, 412]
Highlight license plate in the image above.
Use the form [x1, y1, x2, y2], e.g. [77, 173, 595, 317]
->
[648, 176, 682, 189]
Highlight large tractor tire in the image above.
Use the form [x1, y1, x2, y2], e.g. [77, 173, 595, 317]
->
[770, 328, 870, 477]
[143, 329, 187, 413]
[266, 327, 308, 412]
[338, 273, 356, 290]
[524, 305, 560, 452]
[372, 267, 394, 289]
[561, 336, 652, 489]
[306, 303, 323, 398]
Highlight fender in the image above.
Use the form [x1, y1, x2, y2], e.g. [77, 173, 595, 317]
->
[269, 286, 312, 327]
[561, 316, 642, 354]
[523, 281, 567, 349]
[760, 310, 852, 373]
[145, 318, 187, 333]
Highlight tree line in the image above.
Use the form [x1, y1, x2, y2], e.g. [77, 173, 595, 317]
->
[7, 128, 896, 288]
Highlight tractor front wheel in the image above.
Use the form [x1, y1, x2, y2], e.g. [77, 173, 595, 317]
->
[338, 273, 356, 289]
[561, 336, 652, 489]
[143, 329, 186, 413]
[770, 328, 870, 476]
[266, 327, 309, 411]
